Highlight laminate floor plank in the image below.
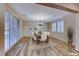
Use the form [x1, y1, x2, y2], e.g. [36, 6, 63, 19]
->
[26, 38, 79, 56]
[7, 37, 79, 56]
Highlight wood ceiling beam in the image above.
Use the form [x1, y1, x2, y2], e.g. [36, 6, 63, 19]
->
[36, 3, 79, 14]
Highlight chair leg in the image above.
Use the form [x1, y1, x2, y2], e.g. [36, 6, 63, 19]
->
[32, 38, 34, 42]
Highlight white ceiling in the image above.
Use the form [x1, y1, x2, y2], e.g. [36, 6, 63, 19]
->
[9, 3, 71, 23]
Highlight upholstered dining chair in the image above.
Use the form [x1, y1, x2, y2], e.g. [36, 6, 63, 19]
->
[32, 32, 37, 41]
[40, 32, 49, 43]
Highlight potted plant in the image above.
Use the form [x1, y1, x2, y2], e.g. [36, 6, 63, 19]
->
[67, 27, 73, 45]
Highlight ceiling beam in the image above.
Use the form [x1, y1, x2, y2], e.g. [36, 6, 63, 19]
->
[36, 3, 79, 14]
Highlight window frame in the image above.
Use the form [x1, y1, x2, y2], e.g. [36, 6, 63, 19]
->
[5, 11, 20, 52]
[52, 20, 64, 33]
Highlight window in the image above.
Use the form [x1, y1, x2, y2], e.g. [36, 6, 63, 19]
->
[5, 12, 10, 51]
[60, 21, 64, 32]
[57, 21, 64, 32]
[5, 12, 20, 52]
[52, 20, 64, 33]
[52, 23, 57, 32]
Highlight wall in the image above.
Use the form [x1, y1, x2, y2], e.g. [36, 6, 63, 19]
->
[0, 4, 4, 56]
[75, 13, 79, 51]
[48, 14, 75, 43]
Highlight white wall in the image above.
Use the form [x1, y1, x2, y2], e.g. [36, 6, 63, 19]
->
[19, 20, 25, 38]
[75, 13, 79, 51]
[48, 14, 75, 43]
[48, 10, 79, 52]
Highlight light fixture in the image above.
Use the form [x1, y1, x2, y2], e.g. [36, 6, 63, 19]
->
[31, 14, 48, 22]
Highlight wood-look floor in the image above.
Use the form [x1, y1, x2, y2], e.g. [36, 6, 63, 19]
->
[6, 37, 79, 56]
[26, 38, 79, 56]
[5, 37, 29, 56]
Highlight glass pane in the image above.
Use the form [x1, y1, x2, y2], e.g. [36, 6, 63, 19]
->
[52, 23, 56, 32]
[61, 21, 64, 32]
[5, 12, 10, 51]
[5, 31, 9, 51]
[61, 21, 64, 27]
[9, 16, 15, 47]
[5, 22, 9, 30]
[57, 22, 61, 32]
[9, 16, 20, 46]
[10, 31, 15, 47]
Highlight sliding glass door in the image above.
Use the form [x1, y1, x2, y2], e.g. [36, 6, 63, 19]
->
[5, 12, 10, 51]
[5, 11, 20, 52]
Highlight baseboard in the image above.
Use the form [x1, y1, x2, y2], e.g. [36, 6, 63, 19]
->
[49, 36, 67, 44]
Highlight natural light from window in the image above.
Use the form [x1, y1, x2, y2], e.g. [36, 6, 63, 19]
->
[52, 20, 64, 33]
